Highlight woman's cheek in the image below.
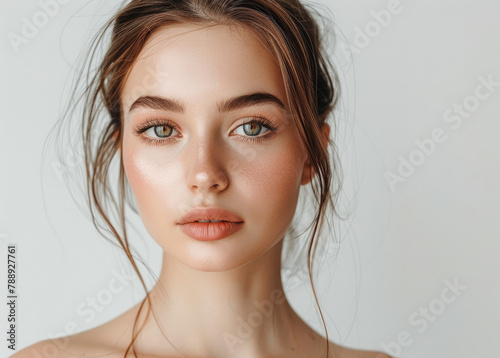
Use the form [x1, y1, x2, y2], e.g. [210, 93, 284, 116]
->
[123, 146, 182, 231]
[235, 142, 305, 220]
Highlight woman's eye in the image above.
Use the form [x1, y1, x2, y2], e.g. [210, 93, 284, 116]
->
[234, 122, 271, 137]
[135, 118, 276, 145]
[145, 125, 178, 138]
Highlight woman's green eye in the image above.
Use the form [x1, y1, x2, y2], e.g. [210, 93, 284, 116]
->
[146, 125, 176, 138]
[234, 122, 270, 137]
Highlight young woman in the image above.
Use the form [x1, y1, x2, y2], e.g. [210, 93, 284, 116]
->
[13, 0, 390, 357]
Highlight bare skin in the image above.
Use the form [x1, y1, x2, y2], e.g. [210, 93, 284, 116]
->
[12, 294, 390, 358]
[11, 24, 391, 358]
[13, 243, 390, 358]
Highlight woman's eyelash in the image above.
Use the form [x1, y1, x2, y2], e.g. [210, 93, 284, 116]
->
[133, 116, 278, 145]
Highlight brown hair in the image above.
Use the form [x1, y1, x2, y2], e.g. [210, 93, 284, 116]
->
[63, 0, 342, 356]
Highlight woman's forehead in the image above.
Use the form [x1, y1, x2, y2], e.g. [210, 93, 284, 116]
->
[121, 23, 286, 112]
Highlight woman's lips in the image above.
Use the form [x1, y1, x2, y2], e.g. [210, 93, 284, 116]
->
[178, 207, 244, 225]
[179, 221, 244, 241]
[177, 207, 244, 241]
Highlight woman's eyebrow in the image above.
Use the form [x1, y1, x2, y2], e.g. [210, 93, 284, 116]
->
[128, 96, 184, 114]
[127, 92, 286, 116]
[217, 92, 286, 112]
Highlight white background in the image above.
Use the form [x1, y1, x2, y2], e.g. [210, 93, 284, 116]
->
[1, 0, 499, 357]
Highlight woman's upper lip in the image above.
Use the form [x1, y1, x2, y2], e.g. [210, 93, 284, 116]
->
[177, 207, 244, 225]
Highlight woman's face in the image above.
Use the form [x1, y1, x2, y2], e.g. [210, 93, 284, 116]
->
[121, 23, 312, 271]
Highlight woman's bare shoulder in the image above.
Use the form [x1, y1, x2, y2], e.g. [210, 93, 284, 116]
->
[290, 314, 392, 358]
[9, 340, 54, 358]
[9, 334, 124, 358]
[328, 340, 392, 358]
[10, 336, 186, 358]
[10, 303, 140, 358]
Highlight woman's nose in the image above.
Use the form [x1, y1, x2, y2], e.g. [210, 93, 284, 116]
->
[185, 136, 229, 195]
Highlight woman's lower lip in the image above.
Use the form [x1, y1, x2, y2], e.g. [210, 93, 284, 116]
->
[179, 221, 244, 241]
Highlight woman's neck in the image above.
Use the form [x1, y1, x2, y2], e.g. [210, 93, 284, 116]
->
[137, 238, 307, 357]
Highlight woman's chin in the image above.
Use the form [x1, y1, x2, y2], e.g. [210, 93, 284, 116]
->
[161, 239, 279, 273]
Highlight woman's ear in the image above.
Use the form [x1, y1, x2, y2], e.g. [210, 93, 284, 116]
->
[114, 131, 121, 152]
[321, 122, 330, 148]
[301, 122, 330, 185]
